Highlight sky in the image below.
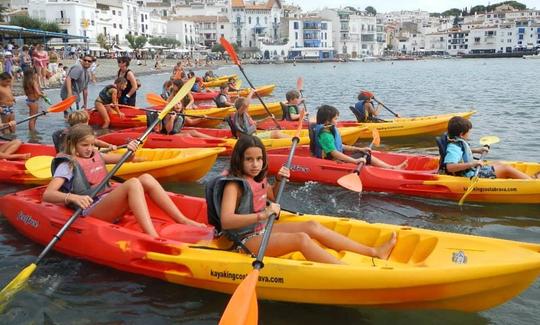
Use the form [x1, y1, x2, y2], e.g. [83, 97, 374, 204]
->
[295, 0, 540, 13]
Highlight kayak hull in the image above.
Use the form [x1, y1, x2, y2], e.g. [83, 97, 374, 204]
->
[192, 84, 275, 101]
[1, 187, 540, 311]
[258, 111, 476, 139]
[266, 147, 540, 204]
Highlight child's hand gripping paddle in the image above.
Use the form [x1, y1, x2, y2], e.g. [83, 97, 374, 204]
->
[458, 135, 501, 205]
[337, 128, 381, 192]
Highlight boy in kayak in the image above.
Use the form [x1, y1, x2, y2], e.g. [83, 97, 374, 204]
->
[207, 135, 396, 263]
[43, 124, 206, 237]
[310, 105, 407, 169]
[227, 77, 240, 92]
[281, 90, 306, 121]
[214, 84, 234, 108]
[351, 91, 387, 122]
[227, 90, 288, 139]
[52, 110, 117, 153]
[93, 77, 128, 129]
[0, 72, 16, 134]
[443, 116, 536, 179]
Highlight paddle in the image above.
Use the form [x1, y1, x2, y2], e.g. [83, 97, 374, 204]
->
[0, 78, 196, 304]
[146, 93, 167, 107]
[458, 136, 501, 205]
[0, 96, 76, 131]
[219, 110, 305, 325]
[337, 129, 381, 192]
[371, 97, 399, 118]
[296, 77, 309, 116]
[219, 37, 281, 130]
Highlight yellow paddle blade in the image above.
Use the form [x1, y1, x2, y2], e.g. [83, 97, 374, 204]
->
[146, 93, 167, 106]
[25, 156, 54, 179]
[0, 263, 36, 303]
[158, 78, 196, 120]
[479, 136, 500, 146]
[458, 176, 480, 205]
[219, 269, 259, 325]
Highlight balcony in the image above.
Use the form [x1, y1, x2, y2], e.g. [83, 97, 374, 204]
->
[55, 18, 71, 25]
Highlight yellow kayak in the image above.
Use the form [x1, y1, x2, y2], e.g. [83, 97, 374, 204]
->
[231, 84, 276, 98]
[5, 187, 539, 312]
[353, 111, 476, 139]
[28, 147, 225, 183]
[203, 74, 237, 88]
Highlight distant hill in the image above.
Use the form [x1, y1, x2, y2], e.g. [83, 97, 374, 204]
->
[429, 1, 527, 17]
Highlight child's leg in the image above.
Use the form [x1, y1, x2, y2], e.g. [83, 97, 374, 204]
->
[370, 156, 408, 170]
[273, 221, 396, 260]
[136, 174, 201, 227]
[27, 101, 39, 131]
[89, 178, 159, 237]
[270, 130, 292, 139]
[186, 129, 220, 139]
[94, 102, 110, 128]
[492, 162, 531, 179]
[245, 231, 343, 264]
[0, 139, 30, 159]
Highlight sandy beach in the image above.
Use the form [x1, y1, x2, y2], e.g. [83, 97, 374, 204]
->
[11, 58, 229, 96]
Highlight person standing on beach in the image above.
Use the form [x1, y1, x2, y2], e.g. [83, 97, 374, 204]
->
[19, 46, 32, 72]
[32, 44, 49, 88]
[117, 56, 138, 106]
[60, 54, 92, 116]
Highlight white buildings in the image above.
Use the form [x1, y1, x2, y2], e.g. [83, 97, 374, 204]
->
[230, 0, 282, 49]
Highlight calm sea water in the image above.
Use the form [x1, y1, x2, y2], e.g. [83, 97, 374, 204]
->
[1, 58, 539, 324]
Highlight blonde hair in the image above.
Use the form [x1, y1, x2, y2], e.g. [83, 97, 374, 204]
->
[234, 97, 249, 111]
[64, 124, 95, 155]
[67, 110, 89, 127]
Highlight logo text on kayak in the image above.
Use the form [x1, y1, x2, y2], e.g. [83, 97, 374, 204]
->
[210, 270, 284, 284]
[452, 251, 467, 264]
[17, 211, 39, 228]
[289, 164, 310, 173]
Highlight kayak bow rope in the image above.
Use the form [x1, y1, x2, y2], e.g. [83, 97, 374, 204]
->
[219, 37, 281, 130]
[0, 96, 76, 131]
[0, 78, 196, 305]
[458, 135, 501, 205]
[337, 128, 381, 192]
[219, 110, 305, 325]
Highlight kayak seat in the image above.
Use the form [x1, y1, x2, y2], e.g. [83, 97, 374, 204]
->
[349, 106, 364, 122]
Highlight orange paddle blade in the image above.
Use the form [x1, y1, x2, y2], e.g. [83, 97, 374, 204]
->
[371, 128, 381, 147]
[293, 110, 306, 137]
[146, 93, 167, 106]
[337, 172, 363, 192]
[296, 77, 304, 92]
[48, 95, 77, 113]
[219, 269, 259, 325]
[220, 37, 240, 66]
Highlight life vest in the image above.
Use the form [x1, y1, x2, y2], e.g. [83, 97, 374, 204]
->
[436, 133, 473, 175]
[309, 123, 343, 159]
[146, 110, 185, 134]
[350, 100, 370, 122]
[205, 174, 267, 240]
[226, 112, 256, 138]
[52, 128, 68, 153]
[117, 69, 134, 98]
[214, 93, 229, 108]
[280, 102, 299, 121]
[51, 151, 110, 206]
[98, 85, 117, 104]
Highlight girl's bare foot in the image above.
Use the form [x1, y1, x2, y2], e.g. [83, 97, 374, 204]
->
[394, 159, 408, 170]
[11, 153, 31, 160]
[374, 232, 397, 260]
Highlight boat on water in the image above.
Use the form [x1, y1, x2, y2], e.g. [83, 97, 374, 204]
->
[1, 186, 540, 311]
[267, 147, 540, 204]
[523, 53, 540, 59]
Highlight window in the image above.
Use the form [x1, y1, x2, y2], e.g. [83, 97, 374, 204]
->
[119, 24, 122, 29]
[248, 17, 251, 24]
[118, 11, 121, 16]
[112, 10, 116, 15]
[474, 37, 480, 42]
[256, 17, 259, 25]
[294, 21, 298, 29]
[221, 25, 224, 29]
[295, 32, 298, 39]
[113, 23, 116, 28]
[519, 34, 524, 40]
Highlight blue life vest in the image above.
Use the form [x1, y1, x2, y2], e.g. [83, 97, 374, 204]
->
[309, 123, 343, 159]
[351, 100, 369, 122]
[436, 133, 473, 176]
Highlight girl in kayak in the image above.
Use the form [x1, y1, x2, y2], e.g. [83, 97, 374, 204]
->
[311, 105, 407, 169]
[0, 136, 31, 160]
[93, 77, 127, 129]
[444, 116, 537, 179]
[214, 84, 234, 108]
[43, 124, 207, 237]
[227, 90, 289, 139]
[351, 91, 394, 122]
[214, 135, 396, 264]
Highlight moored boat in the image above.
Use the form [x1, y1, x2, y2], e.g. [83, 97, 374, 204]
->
[2, 186, 540, 311]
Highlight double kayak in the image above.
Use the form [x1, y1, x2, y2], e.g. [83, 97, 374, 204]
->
[99, 126, 366, 155]
[267, 147, 540, 204]
[192, 84, 276, 101]
[0, 142, 224, 184]
[87, 105, 234, 129]
[258, 111, 476, 139]
[2, 186, 540, 311]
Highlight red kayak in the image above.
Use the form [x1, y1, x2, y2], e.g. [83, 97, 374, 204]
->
[0, 142, 56, 184]
[266, 146, 439, 187]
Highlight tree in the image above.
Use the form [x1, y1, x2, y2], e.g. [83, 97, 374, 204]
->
[10, 16, 61, 32]
[97, 33, 112, 51]
[148, 36, 181, 48]
[125, 34, 147, 50]
[469, 5, 487, 14]
[441, 8, 462, 17]
[365, 6, 377, 15]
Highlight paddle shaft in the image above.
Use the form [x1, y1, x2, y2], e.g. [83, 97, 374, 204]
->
[33, 115, 161, 266]
[372, 97, 399, 117]
[458, 146, 489, 205]
[352, 141, 376, 174]
[140, 107, 225, 121]
[0, 111, 48, 131]
[472, 147, 489, 178]
[252, 136, 300, 269]
[236, 65, 281, 129]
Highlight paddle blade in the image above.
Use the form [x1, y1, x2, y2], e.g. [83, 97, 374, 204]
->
[219, 269, 259, 325]
[293, 110, 306, 138]
[0, 263, 37, 303]
[371, 128, 381, 147]
[296, 77, 303, 92]
[48, 95, 77, 113]
[480, 136, 500, 146]
[25, 156, 54, 179]
[146, 93, 167, 107]
[158, 78, 196, 120]
[337, 172, 363, 192]
[220, 37, 240, 66]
